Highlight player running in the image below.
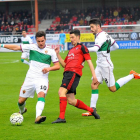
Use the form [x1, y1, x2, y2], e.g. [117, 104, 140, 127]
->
[52, 29, 100, 124]
[82, 18, 140, 117]
[21, 29, 33, 65]
[58, 29, 66, 53]
[0, 31, 60, 124]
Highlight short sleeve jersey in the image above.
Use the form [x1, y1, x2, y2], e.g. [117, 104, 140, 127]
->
[21, 36, 33, 44]
[20, 44, 58, 78]
[94, 31, 116, 67]
[64, 43, 91, 76]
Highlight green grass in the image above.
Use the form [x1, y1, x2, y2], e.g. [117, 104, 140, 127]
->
[0, 49, 140, 140]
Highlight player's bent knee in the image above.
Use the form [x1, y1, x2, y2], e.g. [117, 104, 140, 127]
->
[18, 97, 26, 104]
[109, 86, 117, 92]
[37, 92, 45, 98]
[67, 99, 76, 106]
[91, 84, 98, 89]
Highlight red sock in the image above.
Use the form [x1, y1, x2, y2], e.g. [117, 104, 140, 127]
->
[75, 99, 93, 113]
[59, 97, 67, 119]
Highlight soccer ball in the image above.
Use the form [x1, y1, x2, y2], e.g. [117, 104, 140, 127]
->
[10, 113, 23, 126]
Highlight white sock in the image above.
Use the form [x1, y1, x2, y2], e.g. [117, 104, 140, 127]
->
[90, 89, 99, 108]
[36, 101, 45, 118]
[116, 74, 134, 88]
[18, 102, 26, 113]
[23, 60, 30, 65]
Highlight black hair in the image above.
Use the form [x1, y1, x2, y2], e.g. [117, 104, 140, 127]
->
[89, 18, 101, 27]
[70, 29, 80, 36]
[35, 31, 46, 38]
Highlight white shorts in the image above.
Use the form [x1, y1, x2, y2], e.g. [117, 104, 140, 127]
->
[20, 77, 49, 98]
[21, 52, 29, 59]
[94, 66, 115, 87]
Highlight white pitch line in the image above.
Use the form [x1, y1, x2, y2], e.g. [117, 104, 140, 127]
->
[0, 60, 19, 64]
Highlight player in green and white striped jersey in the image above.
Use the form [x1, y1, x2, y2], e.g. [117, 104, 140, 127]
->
[21, 30, 33, 65]
[0, 31, 60, 124]
[82, 18, 140, 117]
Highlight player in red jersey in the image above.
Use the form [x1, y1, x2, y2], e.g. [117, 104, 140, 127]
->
[52, 29, 100, 124]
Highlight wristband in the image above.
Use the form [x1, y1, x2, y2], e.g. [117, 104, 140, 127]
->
[1, 44, 4, 48]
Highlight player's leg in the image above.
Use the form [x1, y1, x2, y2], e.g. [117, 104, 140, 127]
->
[52, 72, 78, 123]
[82, 66, 102, 117]
[52, 87, 68, 123]
[35, 91, 46, 124]
[35, 79, 49, 124]
[59, 43, 62, 52]
[107, 69, 139, 92]
[18, 97, 27, 114]
[21, 52, 30, 65]
[62, 42, 65, 53]
[67, 93, 96, 114]
[19, 77, 35, 115]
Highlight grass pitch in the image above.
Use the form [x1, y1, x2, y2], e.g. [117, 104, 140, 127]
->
[0, 49, 140, 140]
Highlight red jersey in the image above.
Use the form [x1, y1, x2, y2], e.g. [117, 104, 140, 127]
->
[64, 43, 91, 76]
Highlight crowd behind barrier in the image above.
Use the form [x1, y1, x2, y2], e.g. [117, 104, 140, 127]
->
[0, 7, 140, 35]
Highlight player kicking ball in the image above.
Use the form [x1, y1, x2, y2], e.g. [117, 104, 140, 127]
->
[52, 29, 100, 124]
[82, 18, 140, 117]
[0, 31, 60, 124]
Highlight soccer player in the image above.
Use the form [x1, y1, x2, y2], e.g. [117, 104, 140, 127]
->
[82, 18, 140, 117]
[21, 29, 33, 65]
[52, 29, 100, 124]
[58, 29, 66, 53]
[0, 31, 60, 124]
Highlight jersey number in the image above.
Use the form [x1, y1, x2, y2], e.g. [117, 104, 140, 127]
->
[40, 85, 47, 90]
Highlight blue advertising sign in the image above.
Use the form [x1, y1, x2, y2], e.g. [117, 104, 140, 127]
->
[116, 40, 140, 49]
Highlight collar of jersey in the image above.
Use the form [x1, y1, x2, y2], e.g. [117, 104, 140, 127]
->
[96, 30, 103, 38]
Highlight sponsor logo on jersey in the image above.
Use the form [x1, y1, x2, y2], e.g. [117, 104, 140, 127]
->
[45, 50, 48, 53]
[68, 53, 74, 59]
[23, 90, 26, 94]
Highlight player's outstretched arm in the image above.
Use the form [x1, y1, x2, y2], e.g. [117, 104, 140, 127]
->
[86, 60, 98, 84]
[42, 62, 60, 74]
[0, 44, 21, 51]
[110, 42, 119, 51]
[88, 45, 99, 52]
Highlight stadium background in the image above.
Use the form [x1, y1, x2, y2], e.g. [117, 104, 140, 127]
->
[0, 1, 140, 140]
[0, 0, 140, 51]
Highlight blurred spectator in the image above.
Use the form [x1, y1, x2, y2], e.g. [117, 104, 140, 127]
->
[64, 15, 69, 24]
[55, 16, 60, 24]
[24, 24, 28, 32]
[12, 28, 17, 35]
[23, 17, 28, 24]
[79, 18, 84, 26]
[0, 28, 4, 35]
[56, 24, 61, 31]
[27, 18, 32, 25]
[15, 18, 21, 24]
[72, 15, 77, 24]
[85, 14, 91, 24]
[10, 18, 15, 26]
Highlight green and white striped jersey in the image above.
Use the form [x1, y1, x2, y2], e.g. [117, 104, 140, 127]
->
[94, 31, 116, 67]
[21, 36, 33, 44]
[21, 44, 58, 78]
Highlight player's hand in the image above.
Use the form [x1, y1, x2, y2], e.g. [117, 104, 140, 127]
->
[92, 76, 98, 85]
[54, 46, 60, 54]
[42, 68, 50, 74]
